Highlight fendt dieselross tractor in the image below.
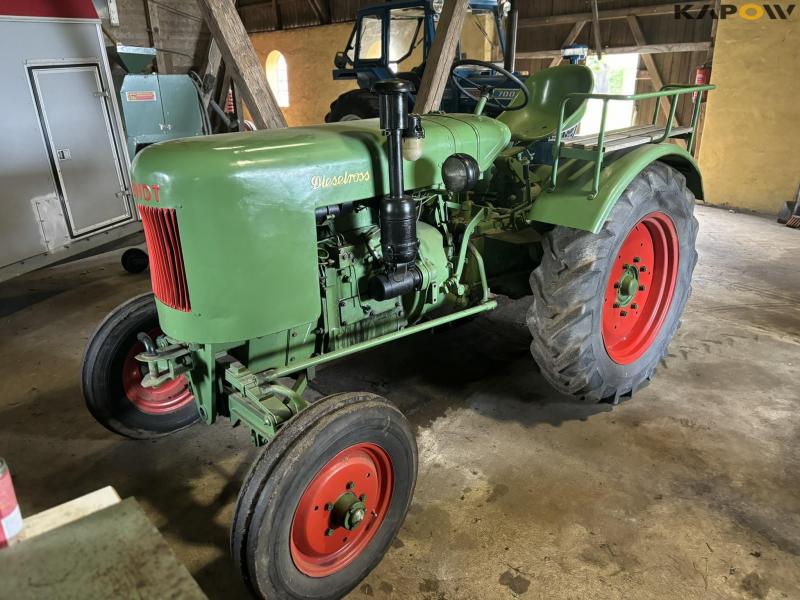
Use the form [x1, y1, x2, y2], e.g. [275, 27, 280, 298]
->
[82, 60, 713, 598]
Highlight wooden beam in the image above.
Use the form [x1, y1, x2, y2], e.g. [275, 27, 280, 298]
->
[590, 0, 602, 59]
[201, 40, 223, 110]
[144, 0, 168, 73]
[548, 20, 586, 67]
[414, 0, 469, 115]
[626, 15, 680, 126]
[517, 41, 711, 60]
[272, 0, 282, 30]
[196, 0, 287, 129]
[519, 2, 703, 28]
[308, 0, 330, 25]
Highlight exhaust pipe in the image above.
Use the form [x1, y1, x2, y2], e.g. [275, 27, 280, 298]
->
[504, 0, 518, 72]
[368, 80, 422, 301]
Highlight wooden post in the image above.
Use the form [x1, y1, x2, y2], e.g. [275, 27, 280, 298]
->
[590, 0, 602, 59]
[414, 0, 469, 115]
[144, 0, 168, 73]
[626, 15, 681, 126]
[549, 20, 586, 67]
[196, 0, 287, 129]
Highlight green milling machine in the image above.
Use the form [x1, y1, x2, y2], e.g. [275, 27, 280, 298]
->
[82, 60, 714, 598]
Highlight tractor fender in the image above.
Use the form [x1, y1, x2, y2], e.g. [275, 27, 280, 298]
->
[528, 143, 703, 233]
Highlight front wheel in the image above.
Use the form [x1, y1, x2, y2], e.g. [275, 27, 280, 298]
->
[81, 293, 199, 439]
[232, 392, 417, 599]
[528, 162, 698, 402]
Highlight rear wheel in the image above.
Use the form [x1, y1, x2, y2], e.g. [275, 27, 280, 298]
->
[232, 392, 417, 599]
[527, 162, 698, 402]
[81, 293, 198, 439]
[324, 91, 379, 123]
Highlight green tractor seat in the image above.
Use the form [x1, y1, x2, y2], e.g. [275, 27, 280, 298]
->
[498, 64, 594, 143]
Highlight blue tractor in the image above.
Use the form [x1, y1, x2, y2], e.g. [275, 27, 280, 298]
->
[325, 0, 519, 121]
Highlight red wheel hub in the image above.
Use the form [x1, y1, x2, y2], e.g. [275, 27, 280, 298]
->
[121, 328, 194, 415]
[290, 443, 394, 578]
[602, 212, 679, 365]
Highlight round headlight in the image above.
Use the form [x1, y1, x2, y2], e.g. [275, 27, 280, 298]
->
[441, 153, 480, 192]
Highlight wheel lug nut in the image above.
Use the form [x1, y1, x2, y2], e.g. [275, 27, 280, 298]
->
[639, 285, 646, 291]
[346, 481, 355, 490]
[631, 303, 638, 310]
[620, 310, 628, 317]
[623, 263, 630, 269]
[324, 503, 333, 511]
[359, 494, 367, 502]
[640, 266, 647, 272]
[613, 302, 620, 308]
[325, 528, 335, 536]
[613, 282, 620, 289]
[633, 256, 641, 263]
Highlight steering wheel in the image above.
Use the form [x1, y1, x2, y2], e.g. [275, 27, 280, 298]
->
[449, 59, 529, 113]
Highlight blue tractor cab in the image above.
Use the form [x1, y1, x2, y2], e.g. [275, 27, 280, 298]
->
[325, 0, 520, 121]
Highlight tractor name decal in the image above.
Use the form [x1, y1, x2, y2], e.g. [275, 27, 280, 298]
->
[132, 182, 161, 203]
[311, 171, 370, 191]
[675, 3, 796, 19]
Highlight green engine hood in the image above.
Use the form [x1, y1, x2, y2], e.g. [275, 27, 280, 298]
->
[130, 115, 510, 344]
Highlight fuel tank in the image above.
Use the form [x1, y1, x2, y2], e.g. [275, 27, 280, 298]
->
[131, 115, 511, 344]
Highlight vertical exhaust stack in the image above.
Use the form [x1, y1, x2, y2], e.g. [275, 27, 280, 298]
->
[504, 0, 518, 73]
[368, 80, 422, 301]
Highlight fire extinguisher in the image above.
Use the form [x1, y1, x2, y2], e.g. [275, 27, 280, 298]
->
[0, 459, 23, 548]
[694, 64, 711, 102]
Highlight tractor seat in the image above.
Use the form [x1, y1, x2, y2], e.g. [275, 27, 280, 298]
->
[498, 64, 594, 143]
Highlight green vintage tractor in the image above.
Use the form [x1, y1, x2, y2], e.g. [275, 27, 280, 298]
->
[81, 61, 713, 598]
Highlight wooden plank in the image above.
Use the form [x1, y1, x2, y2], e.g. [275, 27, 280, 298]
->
[414, 0, 469, 115]
[0, 498, 207, 599]
[196, 0, 287, 129]
[626, 15, 682, 126]
[517, 42, 711, 60]
[519, 2, 703, 28]
[273, 0, 282, 30]
[201, 40, 223, 110]
[16, 487, 121, 542]
[590, 0, 602, 59]
[549, 20, 586, 67]
[144, 0, 168, 73]
[308, 0, 330, 25]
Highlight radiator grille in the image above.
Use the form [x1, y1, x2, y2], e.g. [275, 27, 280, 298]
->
[138, 205, 191, 312]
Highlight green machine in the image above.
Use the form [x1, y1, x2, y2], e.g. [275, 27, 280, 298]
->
[82, 61, 714, 598]
[106, 45, 210, 157]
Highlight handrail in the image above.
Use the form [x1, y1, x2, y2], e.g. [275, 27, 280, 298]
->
[550, 83, 716, 198]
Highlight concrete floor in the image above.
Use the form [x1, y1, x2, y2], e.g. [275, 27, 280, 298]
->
[1, 204, 798, 599]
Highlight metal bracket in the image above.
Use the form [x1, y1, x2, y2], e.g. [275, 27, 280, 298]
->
[135, 343, 193, 388]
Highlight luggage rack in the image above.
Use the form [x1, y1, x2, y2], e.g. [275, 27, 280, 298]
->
[550, 83, 716, 198]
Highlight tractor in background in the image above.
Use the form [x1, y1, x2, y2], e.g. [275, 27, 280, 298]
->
[82, 48, 713, 598]
[326, 0, 520, 120]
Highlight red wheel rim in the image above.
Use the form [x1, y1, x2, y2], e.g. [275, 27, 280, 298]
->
[602, 212, 679, 365]
[290, 443, 394, 578]
[121, 328, 194, 415]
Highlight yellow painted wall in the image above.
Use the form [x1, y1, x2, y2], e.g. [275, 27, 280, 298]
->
[249, 16, 495, 127]
[698, 2, 800, 213]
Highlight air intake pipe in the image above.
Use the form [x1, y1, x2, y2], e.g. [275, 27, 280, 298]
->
[368, 80, 423, 301]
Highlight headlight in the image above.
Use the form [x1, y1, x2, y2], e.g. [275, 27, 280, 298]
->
[441, 153, 479, 192]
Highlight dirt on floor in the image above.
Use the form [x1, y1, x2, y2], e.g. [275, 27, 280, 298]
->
[0, 204, 798, 599]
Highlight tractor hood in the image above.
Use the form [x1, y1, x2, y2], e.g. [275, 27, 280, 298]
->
[131, 114, 510, 210]
[129, 115, 510, 345]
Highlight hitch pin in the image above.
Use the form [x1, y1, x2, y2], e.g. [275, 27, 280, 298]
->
[137, 332, 160, 379]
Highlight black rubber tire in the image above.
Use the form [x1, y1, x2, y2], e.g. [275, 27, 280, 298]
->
[121, 247, 149, 274]
[81, 293, 200, 439]
[324, 91, 379, 123]
[231, 392, 417, 600]
[528, 162, 699, 403]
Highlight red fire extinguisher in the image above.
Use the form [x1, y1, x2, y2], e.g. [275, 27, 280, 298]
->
[0, 459, 23, 548]
[694, 64, 711, 102]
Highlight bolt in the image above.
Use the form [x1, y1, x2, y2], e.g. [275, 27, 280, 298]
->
[346, 481, 355, 490]
[631, 303, 638, 310]
[325, 528, 335, 537]
[633, 256, 641, 263]
[339, 300, 346, 307]
[359, 494, 367, 502]
[623, 263, 630, 269]
[613, 302, 620, 308]
[324, 503, 333, 511]
[613, 282, 621, 289]
[640, 266, 647, 273]
[291, 331, 297, 338]
[639, 285, 646, 291]
[620, 310, 628, 317]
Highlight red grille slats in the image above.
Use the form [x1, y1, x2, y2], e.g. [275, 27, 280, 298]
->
[137, 205, 191, 312]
